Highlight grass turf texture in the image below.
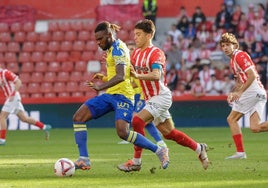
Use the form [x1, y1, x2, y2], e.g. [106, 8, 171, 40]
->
[0, 128, 268, 188]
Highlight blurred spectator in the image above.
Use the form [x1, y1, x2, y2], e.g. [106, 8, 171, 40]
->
[205, 74, 222, 95]
[257, 3, 265, 20]
[244, 24, 257, 50]
[224, 0, 235, 14]
[251, 37, 264, 60]
[161, 34, 173, 53]
[191, 6, 206, 28]
[184, 23, 196, 39]
[198, 63, 215, 89]
[205, 32, 217, 50]
[167, 23, 183, 44]
[215, 3, 232, 30]
[165, 43, 183, 70]
[249, 11, 265, 32]
[247, 3, 255, 23]
[221, 74, 235, 95]
[176, 6, 189, 22]
[198, 44, 211, 60]
[259, 22, 268, 55]
[176, 15, 190, 37]
[257, 55, 268, 87]
[196, 23, 209, 43]
[236, 12, 249, 35]
[230, 4, 243, 32]
[173, 82, 187, 96]
[211, 24, 225, 43]
[190, 77, 206, 98]
[166, 65, 178, 91]
[182, 44, 199, 68]
[209, 43, 229, 69]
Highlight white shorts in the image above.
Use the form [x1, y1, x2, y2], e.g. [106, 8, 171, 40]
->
[2, 92, 24, 114]
[232, 80, 267, 117]
[143, 90, 172, 126]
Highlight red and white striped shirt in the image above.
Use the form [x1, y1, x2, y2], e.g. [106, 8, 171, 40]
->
[230, 50, 264, 89]
[0, 69, 18, 97]
[131, 45, 170, 100]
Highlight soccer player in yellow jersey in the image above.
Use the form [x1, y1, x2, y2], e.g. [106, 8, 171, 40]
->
[73, 21, 169, 170]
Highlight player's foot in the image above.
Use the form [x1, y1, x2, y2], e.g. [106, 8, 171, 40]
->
[117, 159, 141, 172]
[156, 147, 169, 169]
[74, 158, 91, 170]
[157, 140, 167, 148]
[117, 140, 130, 144]
[43, 124, 52, 140]
[225, 152, 247, 159]
[0, 139, 6, 146]
[198, 143, 209, 170]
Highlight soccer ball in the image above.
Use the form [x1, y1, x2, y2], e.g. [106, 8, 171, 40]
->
[54, 158, 75, 177]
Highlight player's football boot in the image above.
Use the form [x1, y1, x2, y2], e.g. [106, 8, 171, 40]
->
[0, 139, 6, 146]
[157, 141, 167, 148]
[225, 152, 247, 159]
[198, 143, 209, 170]
[117, 159, 141, 172]
[156, 146, 169, 169]
[74, 158, 91, 170]
[44, 124, 52, 140]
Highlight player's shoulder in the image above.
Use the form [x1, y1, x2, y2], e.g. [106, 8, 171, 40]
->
[111, 39, 128, 56]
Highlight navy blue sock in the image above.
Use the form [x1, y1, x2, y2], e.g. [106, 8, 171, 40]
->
[127, 130, 158, 152]
[146, 122, 162, 142]
[73, 122, 88, 157]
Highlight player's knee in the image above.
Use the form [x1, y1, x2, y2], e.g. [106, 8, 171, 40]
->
[116, 127, 128, 139]
[250, 125, 261, 133]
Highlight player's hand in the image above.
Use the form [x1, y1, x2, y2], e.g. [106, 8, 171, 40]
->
[85, 81, 101, 91]
[93, 73, 105, 80]
[227, 92, 241, 103]
[130, 65, 137, 78]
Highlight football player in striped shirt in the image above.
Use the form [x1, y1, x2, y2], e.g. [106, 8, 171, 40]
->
[118, 19, 209, 172]
[0, 68, 52, 145]
[73, 21, 169, 171]
[220, 33, 268, 159]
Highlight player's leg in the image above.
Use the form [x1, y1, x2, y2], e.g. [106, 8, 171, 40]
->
[146, 122, 167, 147]
[16, 109, 52, 140]
[73, 104, 93, 170]
[225, 110, 246, 159]
[250, 101, 268, 132]
[158, 118, 209, 170]
[116, 118, 169, 172]
[0, 111, 10, 145]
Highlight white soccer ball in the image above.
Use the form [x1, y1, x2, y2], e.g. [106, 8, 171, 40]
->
[54, 158, 75, 177]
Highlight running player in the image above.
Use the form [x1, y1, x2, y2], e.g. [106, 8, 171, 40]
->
[73, 21, 169, 170]
[0, 68, 52, 145]
[219, 33, 268, 159]
[117, 19, 209, 172]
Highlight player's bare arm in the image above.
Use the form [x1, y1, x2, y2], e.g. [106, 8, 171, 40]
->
[86, 64, 126, 91]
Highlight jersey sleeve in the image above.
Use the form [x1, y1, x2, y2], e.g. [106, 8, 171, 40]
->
[235, 51, 253, 72]
[4, 70, 18, 81]
[112, 46, 127, 66]
[150, 48, 165, 68]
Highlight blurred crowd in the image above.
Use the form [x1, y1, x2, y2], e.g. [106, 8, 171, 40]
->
[158, 1, 268, 97]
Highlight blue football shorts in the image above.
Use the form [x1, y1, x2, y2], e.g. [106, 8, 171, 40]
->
[85, 93, 134, 123]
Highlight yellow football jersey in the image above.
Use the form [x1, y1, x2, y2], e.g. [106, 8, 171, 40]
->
[131, 77, 144, 100]
[105, 39, 134, 101]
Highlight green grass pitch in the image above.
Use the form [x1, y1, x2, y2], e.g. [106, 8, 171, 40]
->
[0, 127, 268, 188]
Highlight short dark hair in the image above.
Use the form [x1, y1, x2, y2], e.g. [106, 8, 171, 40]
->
[95, 21, 120, 33]
[135, 19, 155, 35]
